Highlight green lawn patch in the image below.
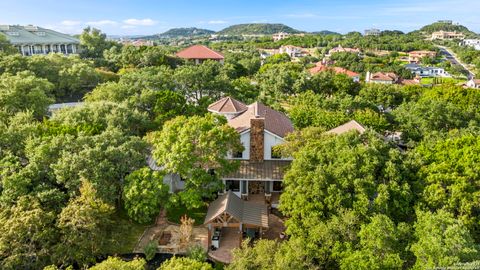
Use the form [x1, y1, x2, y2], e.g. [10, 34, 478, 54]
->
[420, 77, 466, 85]
[167, 204, 208, 226]
[105, 209, 150, 254]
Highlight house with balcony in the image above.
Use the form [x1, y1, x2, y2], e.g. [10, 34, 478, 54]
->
[0, 25, 80, 56]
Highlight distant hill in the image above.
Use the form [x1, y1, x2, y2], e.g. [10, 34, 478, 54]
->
[138, 27, 215, 40]
[311, 30, 341, 35]
[217, 23, 301, 35]
[418, 22, 475, 35]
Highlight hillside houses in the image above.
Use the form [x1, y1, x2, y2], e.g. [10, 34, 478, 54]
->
[431, 31, 465, 40]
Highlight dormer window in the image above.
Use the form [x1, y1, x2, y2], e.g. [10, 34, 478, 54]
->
[6, 31, 19, 36]
[271, 146, 282, 159]
[35, 31, 46, 36]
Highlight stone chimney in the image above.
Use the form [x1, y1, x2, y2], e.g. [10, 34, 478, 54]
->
[249, 118, 264, 162]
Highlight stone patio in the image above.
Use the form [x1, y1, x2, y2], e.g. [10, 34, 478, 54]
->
[208, 228, 241, 263]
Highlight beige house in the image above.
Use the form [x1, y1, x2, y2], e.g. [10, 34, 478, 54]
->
[365, 71, 400, 84]
[431, 31, 465, 40]
[408, 50, 436, 63]
[466, 79, 480, 89]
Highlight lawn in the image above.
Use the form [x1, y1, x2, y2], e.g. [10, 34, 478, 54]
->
[166, 204, 208, 226]
[420, 77, 466, 85]
[105, 209, 150, 254]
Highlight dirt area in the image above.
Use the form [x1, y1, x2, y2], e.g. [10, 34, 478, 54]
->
[134, 223, 208, 254]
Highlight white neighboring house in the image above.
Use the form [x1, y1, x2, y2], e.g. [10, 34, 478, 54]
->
[364, 29, 381, 36]
[461, 39, 480, 50]
[149, 97, 294, 208]
[466, 79, 480, 89]
[47, 102, 84, 116]
[404, 63, 450, 78]
[272, 32, 290, 42]
[279, 45, 306, 58]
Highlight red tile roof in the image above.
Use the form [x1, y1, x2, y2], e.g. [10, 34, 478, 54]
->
[370, 72, 398, 82]
[309, 63, 359, 77]
[208, 96, 247, 114]
[176, 45, 224, 60]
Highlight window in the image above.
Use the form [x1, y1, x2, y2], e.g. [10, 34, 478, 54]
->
[271, 146, 282, 159]
[225, 180, 240, 192]
[233, 151, 243, 159]
[273, 181, 283, 192]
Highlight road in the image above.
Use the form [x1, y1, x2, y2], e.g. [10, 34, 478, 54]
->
[436, 45, 475, 80]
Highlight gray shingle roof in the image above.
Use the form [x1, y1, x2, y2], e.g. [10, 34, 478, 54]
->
[204, 191, 268, 228]
[0, 25, 80, 45]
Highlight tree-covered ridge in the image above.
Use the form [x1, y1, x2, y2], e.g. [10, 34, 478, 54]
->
[418, 22, 475, 35]
[218, 23, 301, 35]
[142, 27, 216, 39]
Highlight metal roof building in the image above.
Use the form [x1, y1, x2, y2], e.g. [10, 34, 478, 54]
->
[0, 25, 80, 56]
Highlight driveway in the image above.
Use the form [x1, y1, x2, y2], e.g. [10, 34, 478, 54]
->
[437, 45, 475, 79]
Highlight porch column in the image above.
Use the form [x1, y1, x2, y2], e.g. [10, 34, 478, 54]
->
[207, 224, 212, 249]
[20, 45, 25, 56]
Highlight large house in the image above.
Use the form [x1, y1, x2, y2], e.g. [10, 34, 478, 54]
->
[278, 45, 307, 58]
[0, 25, 80, 56]
[152, 97, 294, 208]
[272, 32, 290, 42]
[208, 97, 294, 207]
[176, 45, 224, 64]
[431, 31, 465, 40]
[365, 71, 399, 84]
[364, 28, 381, 36]
[309, 62, 360, 82]
[408, 50, 436, 63]
[405, 63, 449, 78]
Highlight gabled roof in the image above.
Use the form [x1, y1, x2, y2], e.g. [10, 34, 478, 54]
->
[326, 120, 366, 135]
[176, 45, 224, 60]
[204, 191, 268, 228]
[227, 102, 294, 138]
[207, 96, 247, 114]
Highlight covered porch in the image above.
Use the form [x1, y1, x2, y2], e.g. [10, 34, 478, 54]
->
[204, 191, 269, 263]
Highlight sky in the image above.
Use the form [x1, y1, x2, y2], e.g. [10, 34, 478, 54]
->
[1, 0, 479, 35]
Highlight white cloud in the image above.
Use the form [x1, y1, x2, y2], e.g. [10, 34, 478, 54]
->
[121, 25, 136, 29]
[123, 18, 158, 26]
[86, 20, 118, 26]
[208, 20, 228, 24]
[60, 20, 82, 26]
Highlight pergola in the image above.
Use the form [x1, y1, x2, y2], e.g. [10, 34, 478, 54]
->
[204, 191, 269, 248]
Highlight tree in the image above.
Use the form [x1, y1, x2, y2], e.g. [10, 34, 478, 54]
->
[88, 256, 146, 270]
[228, 239, 311, 270]
[0, 34, 17, 54]
[412, 131, 480, 238]
[144, 241, 157, 261]
[0, 71, 54, 118]
[0, 196, 57, 270]
[55, 180, 115, 268]
[123, 168, 169, 224]
[279, 130, 414, 266]
[339, 215, 405, 270]
[186, 245, 208, 262]
[79, 27, 117, 63]
[411, 209, 479, 269]
[158, 257, 213, 270]
[150, 114, 243, 208]
[173, 60, 230, 103]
